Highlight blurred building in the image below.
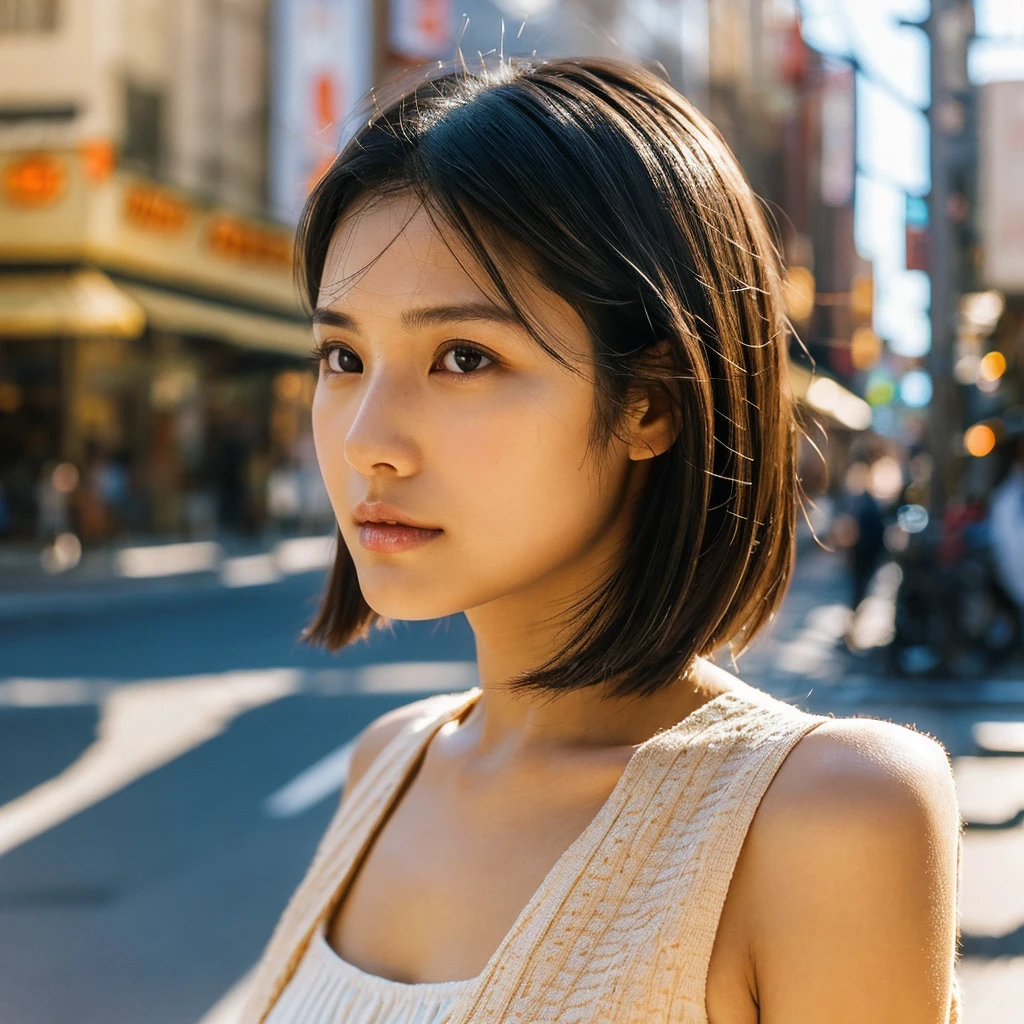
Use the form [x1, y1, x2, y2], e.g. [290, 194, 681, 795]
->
[0, 0, 874, 545]
[957, 77, 1024, 495]
[0, 0, 332, 543]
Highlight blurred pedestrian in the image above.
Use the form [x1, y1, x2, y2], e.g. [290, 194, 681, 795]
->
[832, 461, 885, 609]
[296, 428, 333, 533]
[0, 479, 10, 536]
[36, 460, 76, 542]
[266, 456, 302, 535]
[77, 441, 112, 542]
[990, 438, 1024, 615]
[851, 469, 886, 608]
[242, 59, 962, 1024]
[214, 419, 250, 532]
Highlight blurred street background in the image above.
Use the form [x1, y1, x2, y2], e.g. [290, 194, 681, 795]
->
[2, 0, 1024, 1021]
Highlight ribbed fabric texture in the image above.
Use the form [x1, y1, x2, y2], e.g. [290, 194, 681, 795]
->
[242, 683, 964, 1024]
[264, 916, 471, 1024]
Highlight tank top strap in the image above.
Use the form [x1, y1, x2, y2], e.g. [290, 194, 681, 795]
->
[242, 687, 483, 1024]
[440, 684, 829, 1024]
[660, 686, 829, 1021]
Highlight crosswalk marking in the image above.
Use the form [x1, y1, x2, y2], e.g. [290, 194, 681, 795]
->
[264, 741, 355, 818]
[0, 662, 478, 857]
[973, 721, 1024, 754]
[0, 669, 302, 858]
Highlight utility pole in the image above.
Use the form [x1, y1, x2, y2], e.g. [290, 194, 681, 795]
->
[923, 0, 973, 515]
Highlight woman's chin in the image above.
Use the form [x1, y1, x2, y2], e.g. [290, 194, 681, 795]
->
[362, 591, 466, 623]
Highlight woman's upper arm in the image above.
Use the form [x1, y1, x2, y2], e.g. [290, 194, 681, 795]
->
[745, 717, 962, 1024]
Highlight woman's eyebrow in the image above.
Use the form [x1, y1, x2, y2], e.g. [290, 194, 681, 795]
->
[311, 302, 523, 332]
[312, 308, 359, 331]
[401, 302, 523, 330]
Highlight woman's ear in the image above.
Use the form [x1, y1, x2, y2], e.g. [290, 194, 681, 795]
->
[624, 340, 681, 462]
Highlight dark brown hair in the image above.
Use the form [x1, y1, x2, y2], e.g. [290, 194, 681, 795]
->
[300, 57, 797, 699]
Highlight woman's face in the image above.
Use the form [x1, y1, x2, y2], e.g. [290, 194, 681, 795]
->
[311, 193, 653, 624]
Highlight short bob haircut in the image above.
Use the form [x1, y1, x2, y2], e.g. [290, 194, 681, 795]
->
[301, 57, 798, 700]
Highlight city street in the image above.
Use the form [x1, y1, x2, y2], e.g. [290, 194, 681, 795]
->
[3, 1, 1023, 1022]
[0, 548, 1022, 1024]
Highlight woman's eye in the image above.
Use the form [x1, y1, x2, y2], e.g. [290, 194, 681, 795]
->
[439, 346, 493, 374]
[324, 347, 362, 374]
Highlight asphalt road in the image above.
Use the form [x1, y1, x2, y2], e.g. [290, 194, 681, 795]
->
[0, 572, 477, 1024]
[0, 571, 476, 680]
[1, 553, 1022, 1023]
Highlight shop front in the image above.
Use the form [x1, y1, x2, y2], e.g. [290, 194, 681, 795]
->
[0, 149, 324, 545]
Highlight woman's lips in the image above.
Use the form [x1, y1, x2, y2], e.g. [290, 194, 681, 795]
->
[358, 523, 443, 553]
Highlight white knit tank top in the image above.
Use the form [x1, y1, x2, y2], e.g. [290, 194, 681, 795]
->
[244, 683, 964, 1024]
[264, 913, 472, 1024]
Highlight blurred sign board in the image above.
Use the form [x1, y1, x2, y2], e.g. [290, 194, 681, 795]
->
[981, 81, 1024, 293]
[0, 150, 300, 314]
[124, 183, 192, 234]
[2, 153, 68, 207]
[905, 194, 929, 273]
[820, 62, 855, 208]
[207, 216, 293, 270]
[269, 0, 373, 223]
[390, 0, 453, 61]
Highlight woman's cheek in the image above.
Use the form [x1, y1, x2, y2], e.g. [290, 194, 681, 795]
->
[311, 391, 352, 508]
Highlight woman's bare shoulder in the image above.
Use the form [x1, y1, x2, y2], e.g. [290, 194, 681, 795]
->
[761, 712, 958, 823]
[340, 696, 449, 805]
[763, 713, 958, 812]
[734, 711, 960, 897]
[732, 714, 961, 1022]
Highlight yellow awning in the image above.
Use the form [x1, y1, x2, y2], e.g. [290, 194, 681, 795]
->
[121, 282, 312, 357]
[0, 269, 145, 337]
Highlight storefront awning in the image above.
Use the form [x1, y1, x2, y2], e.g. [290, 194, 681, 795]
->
[0, 269, 146, 337]
[788, 362, 872, 432]
[121, 282, 312, 357]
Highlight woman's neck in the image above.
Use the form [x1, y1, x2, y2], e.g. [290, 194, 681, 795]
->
[452, 651, 735, 760]
[456, 462, 735, 759]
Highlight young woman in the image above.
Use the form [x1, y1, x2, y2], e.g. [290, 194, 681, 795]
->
[242, 58, 963, 1024]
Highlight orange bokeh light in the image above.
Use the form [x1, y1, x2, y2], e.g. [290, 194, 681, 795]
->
[850, 325, 883, 370]
[964, 424, 997, 458]
[979, 351, 1007, 383]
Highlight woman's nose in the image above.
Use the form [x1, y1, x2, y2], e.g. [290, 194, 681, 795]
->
[341, 373, 421, 479]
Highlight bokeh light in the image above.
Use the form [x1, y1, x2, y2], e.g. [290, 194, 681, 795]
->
[897, 504, 929, 534]
[783, 265, 815, 322]
[979, 350, 1007, 382]
[850, 325, 883, 370]
[867, 456, 904, 503]
[40, 533, 82, 574]
[865, 373, 896, 407]
[0, 381, 22, 413]
[964, 423, 997, 458]
[899, 369, 933, 408]
[51, 462, 79, 494]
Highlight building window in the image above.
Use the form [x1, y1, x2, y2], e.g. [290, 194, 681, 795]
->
[0, 0, 60, 33]
[122, 79, 164, 177]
